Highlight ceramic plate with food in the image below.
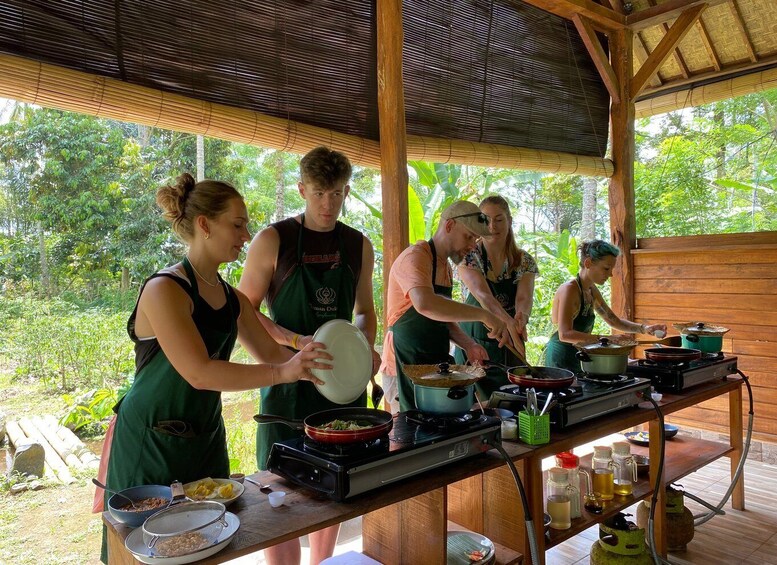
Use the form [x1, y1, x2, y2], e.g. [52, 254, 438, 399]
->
[624, 424, 679, 446]
[183, 477, 244, 506]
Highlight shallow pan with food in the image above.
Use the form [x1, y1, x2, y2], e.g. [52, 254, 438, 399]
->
[254, 407, 393, 444]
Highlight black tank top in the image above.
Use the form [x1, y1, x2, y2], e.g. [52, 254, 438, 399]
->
[267, 217, 364, 306]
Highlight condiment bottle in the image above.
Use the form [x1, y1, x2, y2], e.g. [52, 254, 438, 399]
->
[591, 445, 619, 501]
[555, 452, 584, 519]
[546, 467, 577, 530]
[612, 441, 638, 496]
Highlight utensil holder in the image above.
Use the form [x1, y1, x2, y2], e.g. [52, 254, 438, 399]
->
[519, 410, 550, 445]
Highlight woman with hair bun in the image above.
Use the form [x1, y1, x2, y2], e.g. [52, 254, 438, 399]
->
[100, 173, 329, 561]
[545, 239, 666, 374]
[455, 195, 538, 398]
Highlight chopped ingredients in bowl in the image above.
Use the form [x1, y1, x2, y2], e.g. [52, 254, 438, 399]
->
[120, 496, 168, 512]
[467, 549, 486, 562]
[185, 478, 234, 501]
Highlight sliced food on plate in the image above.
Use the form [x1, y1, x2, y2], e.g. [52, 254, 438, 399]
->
[184, 477, 244, 505]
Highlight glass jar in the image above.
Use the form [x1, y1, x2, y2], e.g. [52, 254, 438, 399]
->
[591, 445, 619, 501]
[546, 467, 578, 530]
[555, 452, 584, 519]
[612, 441, 638, 496]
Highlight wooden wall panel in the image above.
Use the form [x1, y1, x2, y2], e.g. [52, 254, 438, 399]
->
[632, 233, 777, 444]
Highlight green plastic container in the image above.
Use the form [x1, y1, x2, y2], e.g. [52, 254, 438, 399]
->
[518, 411, 550, 445]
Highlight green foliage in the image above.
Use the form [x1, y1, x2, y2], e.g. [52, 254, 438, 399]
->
[60, 378, 132, 435]
[1, 296, 134, 392]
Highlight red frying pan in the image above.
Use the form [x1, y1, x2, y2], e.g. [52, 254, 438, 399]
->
[254, 407, 393, 444]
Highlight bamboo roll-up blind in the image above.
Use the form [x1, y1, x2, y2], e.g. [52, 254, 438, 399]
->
[635, 66, 777, 118]
[0, 53, 614, 176]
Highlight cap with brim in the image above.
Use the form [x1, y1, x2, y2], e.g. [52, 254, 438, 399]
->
[440, 200, 490, 237]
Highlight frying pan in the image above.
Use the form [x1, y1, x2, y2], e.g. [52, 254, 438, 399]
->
[254, 407, 393, 444]
[485, 361, 575, 389]
[643, 347, 702, 364]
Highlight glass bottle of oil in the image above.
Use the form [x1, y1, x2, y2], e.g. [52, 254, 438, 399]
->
[546, 467, 578, 530]
[592, 445, 619, 501]
[612, 441, 638, 496]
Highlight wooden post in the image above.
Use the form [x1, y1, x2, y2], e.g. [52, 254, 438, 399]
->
[376, 0, 410, 298]
[608, 27, 636, 321]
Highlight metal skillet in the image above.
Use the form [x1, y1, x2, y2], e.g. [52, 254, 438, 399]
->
[481, 360, 576, 390]
[254, 407, 393, 445]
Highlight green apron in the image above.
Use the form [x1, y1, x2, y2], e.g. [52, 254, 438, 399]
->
[393, 240, 453, 412]
[545, 275, 595, 374]
[454, 244, 520, 398]
[256, 216, 366, 470]
[102, 258, 236, 561]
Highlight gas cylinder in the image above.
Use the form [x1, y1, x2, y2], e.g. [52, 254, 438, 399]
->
[636, 484, 695, 550]
[590, 512, 653, 565]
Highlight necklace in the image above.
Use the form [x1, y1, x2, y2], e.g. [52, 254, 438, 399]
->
[187, 257, 219, 287]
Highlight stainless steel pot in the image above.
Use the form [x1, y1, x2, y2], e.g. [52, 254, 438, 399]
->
[414, 383, 474, 415]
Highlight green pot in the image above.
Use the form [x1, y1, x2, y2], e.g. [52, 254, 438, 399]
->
[681, 333, 722, 353]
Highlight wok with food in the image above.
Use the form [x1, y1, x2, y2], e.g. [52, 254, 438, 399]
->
[254, 407, 393, 444]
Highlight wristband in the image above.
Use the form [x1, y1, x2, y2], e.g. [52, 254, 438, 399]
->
[291, 333, 300, 349]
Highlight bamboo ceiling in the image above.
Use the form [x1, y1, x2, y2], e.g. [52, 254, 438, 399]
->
[0, 0, 774, 174]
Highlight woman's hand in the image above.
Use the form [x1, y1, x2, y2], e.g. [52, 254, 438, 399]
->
[275, 341, 332, 385]
[514, 311, 529, 342]
[295, 334, 314, 350]
[644, 323, 667, 337]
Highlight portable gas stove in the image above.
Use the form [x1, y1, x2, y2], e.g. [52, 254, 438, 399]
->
[488, 376, 652, 429]
[266, 410, 501, 501]
[626, 353, 737, 393]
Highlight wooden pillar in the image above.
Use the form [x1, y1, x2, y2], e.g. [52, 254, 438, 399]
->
[608, 27, 636, 320]
[377, 0, 410, 300]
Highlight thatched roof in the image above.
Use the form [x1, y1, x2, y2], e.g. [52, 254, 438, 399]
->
[0, 0, 773, 173]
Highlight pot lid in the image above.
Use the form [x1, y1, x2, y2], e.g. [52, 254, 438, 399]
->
[575, 336, 636, 355]
[672, 321, 730, 336]
[402, 362, 485, 388]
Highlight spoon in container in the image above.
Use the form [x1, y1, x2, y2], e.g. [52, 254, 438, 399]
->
[92, 478, 138, 509]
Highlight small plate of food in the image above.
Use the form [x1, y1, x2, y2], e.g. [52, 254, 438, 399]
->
[183, 477, 244, 507]
[624, 424, 679, 446]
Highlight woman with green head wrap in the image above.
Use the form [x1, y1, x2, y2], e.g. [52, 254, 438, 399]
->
[545, 239, 666, 374]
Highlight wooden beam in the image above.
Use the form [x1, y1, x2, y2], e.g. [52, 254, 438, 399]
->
[377, 0, 410, 292]
[573, 13, 621, 103]
[627, 0, 725, 31]
[644, 0, 690, 79]
[609, 26, 636, 323]
[728, 0, 758, 63]
[635, 62, 777, 118]
[696, 18, 721, 71]
[634, 32, 664, 88]
[603, 0, 625, 14]
[631, 4, 707, 98]
[512, 0, 626, 32]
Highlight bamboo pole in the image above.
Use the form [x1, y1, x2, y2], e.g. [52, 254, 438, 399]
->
[45, 414, 100, 468]
[636, 65, 777, 118]
[32, 415, 82, 469]
[0, 53, 614, 177]
[17, 417, 75, 484]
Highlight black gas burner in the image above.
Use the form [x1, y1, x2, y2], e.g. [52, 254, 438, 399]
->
[303, 436, 389, 460]
[267, 412, 501, 501]
[403, 409, 486, 431]
[627, 354, 737, 393]
[489, 377, 651, 429]
[578, 374, 633, 385]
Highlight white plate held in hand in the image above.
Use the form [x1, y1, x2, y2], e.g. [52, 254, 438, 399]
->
[311, 319, 372, 404]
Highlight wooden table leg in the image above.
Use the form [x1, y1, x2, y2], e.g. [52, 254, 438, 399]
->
[362, 488, 447, 564]
[649, 418, 667, 558]
[106, 525, 140, 565]
[523, 455, 545, 565]
[729, 382, 745, 510]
